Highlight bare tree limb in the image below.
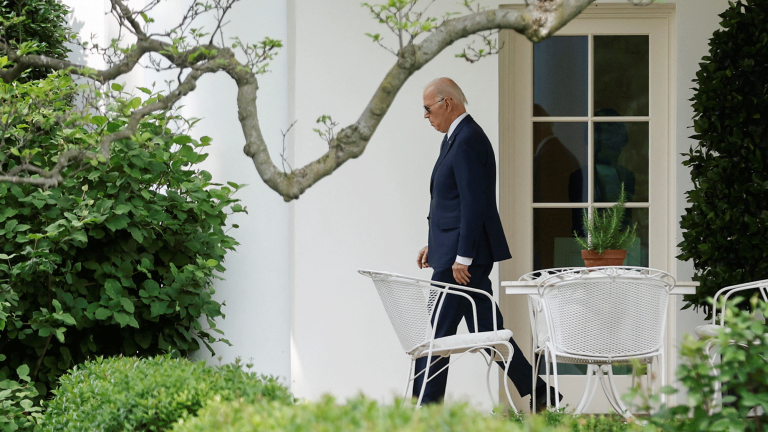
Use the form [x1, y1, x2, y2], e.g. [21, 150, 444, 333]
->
[0, 0, 603, 200]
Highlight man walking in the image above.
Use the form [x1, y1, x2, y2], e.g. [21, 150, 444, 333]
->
[415, 77, 560, 411]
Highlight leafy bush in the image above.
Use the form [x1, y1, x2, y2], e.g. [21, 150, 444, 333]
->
[173, 396, 640, 432]
[678, 0, 768, 314]
[41, 355, 294, 432]
[0, 362, 42, 432]
[0, 0, 74, 82]
[627, 296, 768, 431]
[0, 73, 244, 388]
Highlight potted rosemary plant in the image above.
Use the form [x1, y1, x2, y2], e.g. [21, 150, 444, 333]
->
[574, 185, 637, 267]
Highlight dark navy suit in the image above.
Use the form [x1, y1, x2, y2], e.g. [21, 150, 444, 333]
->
[414, 115, 545, 403]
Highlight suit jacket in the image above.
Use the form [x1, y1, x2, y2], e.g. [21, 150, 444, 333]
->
[427, 115, 512, 269]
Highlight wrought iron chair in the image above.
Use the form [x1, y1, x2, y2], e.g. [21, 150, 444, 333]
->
[519, 268, 584, 412]
[359, 269, 518, 410]
[536, 266, 675, 417]
[693, 279, 768, 413]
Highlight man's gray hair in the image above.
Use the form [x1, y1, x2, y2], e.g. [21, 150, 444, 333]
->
[425, 77, 468, 106]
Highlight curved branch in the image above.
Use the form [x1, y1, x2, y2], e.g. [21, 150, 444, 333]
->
[235, 1, 596, 200]
[0, 0, 598, 200]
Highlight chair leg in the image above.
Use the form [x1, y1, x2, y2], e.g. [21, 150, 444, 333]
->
[531, 352, 542, 413]
[574, 364, 599, 414]
[501, 343, 517, 413]
[403, 360, 415, 401]
[604, 365, 632, 418]
[551, 356, 561, 410]
[416, 352, 433, 408]
[483, 350, 495, 406]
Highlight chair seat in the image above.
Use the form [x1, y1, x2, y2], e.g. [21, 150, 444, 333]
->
[695, 324, 722, 339]
[409, 329, 513, 358]
[553, 354, 653, 364]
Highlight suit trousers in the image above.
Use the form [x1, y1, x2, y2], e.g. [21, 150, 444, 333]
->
[412, 263, 546, 404]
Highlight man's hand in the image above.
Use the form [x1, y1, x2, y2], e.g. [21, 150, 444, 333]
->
[452, 262, 471, 285]
[417, 246, 430, 269]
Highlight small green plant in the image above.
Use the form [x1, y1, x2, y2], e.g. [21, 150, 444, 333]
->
[40, 355, 294, 432]
[574, 184, 637, 254]
[625, 295, 768, 431]
[0, 361, 42, 432]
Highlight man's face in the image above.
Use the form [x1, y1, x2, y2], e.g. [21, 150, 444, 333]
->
[423, 89, 452, 133]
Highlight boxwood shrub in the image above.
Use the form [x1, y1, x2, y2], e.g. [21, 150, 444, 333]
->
[172, 396, 640, 432]
[40, 355, 294, 432]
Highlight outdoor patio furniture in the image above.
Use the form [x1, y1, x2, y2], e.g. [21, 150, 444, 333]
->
[358, 269, 518, 410]
[518, 267, 585, 412]
[693, 279, 768, 413]
[535, 266, 675, 417]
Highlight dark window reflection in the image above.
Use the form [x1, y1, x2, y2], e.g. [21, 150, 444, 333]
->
[533, 111, 587, 203]
[533, 36, 588, 117]
[594, 35, 649, 117]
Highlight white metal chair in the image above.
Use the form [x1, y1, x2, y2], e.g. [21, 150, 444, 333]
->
[693, 279, 768, 413]
[519, 268, 584, 412]
[358, 269, 518, 410]
[536, 266, 675, 417]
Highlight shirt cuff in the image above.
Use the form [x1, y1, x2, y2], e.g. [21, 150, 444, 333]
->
[455, 255, 473, 266]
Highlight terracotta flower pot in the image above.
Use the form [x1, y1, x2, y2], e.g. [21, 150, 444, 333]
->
[581, 249, 627, 267]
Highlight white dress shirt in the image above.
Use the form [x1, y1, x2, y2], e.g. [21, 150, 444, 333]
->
[444, 113, 473, 266]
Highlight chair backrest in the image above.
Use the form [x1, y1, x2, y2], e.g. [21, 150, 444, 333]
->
[359, 270, 440, 354]
[519, 268, 584, 349]
[713, 279, 768, 325]
[539, 267, 675, 359]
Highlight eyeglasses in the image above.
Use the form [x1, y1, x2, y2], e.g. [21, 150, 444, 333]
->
[423, 98, 445, 114]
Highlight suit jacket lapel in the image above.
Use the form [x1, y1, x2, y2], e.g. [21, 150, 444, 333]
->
[429, 115, 473, 195]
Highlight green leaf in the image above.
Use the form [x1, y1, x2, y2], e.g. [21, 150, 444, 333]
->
[16, 364, 30, 379]
[105, 279, 122, 299]
[111, 82, 123, 91]
[205, 259, 218, 267]
[91, 115, 108, 126]
[94, 308, 112, 320]
[120, 298, 135, 313]
[105, 215, 131, 231]
[20, 399, 33, 410]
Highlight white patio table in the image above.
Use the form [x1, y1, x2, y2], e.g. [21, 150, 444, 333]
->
[503, 272, 698, 413]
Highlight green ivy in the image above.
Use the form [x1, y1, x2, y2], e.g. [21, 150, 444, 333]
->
[41, 355, 294, 432]
[0, 0, 74, 82]
[678, 0, 768, 314]
[0, 73, 245, 389]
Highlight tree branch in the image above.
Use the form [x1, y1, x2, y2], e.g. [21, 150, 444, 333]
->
[0, 0, 600, 200]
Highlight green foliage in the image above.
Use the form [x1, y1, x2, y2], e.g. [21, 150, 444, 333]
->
[41, 355, 294, 432]
[173, 395, 641, 432]
[0, 362, 42, 432]
[678, 0, 768, 313]
[0, 0, 74, 82]
[0, 73, 244, 388]
[574, 184, 637, 254]
[626, 296, 768, 431]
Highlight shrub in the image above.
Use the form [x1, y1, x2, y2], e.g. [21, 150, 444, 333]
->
[0, 73, 244, 388]
[678, 0, 768, 314]
[40, 355, 294, 432]
[0, 0, 74, 82]
[0, 362, 42, 432]
[172, 395, 641, 432]
[627, 296, 768, 431]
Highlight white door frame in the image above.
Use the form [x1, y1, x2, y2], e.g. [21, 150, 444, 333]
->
[498, 3, 677, 411]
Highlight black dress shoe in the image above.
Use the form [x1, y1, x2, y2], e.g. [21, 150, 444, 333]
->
[530, 387, 563, 413]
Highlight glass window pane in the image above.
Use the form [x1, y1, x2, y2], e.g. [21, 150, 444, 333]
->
[533, 208, 587, 271]
[533, 122, 588, 203]
[593, 121, 649, 203]
[624, 207, 649, 267]
[594, 35, 649, 117]
[534, 36, 588, 117]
